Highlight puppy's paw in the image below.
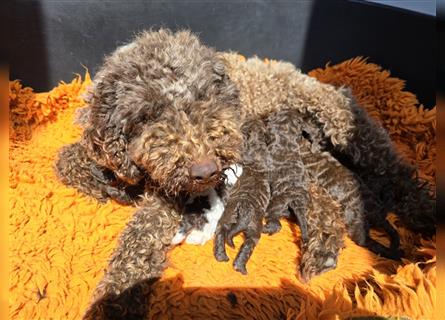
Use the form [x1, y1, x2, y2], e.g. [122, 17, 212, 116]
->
[104, 186, 134, 205]
[262, 219, 282, 235]
[214, 198, 263, 272]
[223, 200, 262, 247]
[232, 237, 259, 275]
[299, 252, 338, 283]
[214, 230, 230, 262]
[233, 259, 248, 275]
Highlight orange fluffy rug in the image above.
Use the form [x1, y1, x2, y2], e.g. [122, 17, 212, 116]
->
[9, 58, 436, 319]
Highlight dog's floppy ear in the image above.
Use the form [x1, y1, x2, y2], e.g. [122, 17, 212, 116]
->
[79, 79, 144, 186]
[80, 125, 143, 185]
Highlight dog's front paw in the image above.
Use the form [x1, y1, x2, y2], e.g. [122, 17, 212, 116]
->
[262, 219, 282, 235]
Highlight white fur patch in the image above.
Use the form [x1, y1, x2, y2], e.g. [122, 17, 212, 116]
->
[172, 164, 243, 246]
[171, 231, 187, 245]
[185, 189, 225, 245]
[225, 164, 243, 186]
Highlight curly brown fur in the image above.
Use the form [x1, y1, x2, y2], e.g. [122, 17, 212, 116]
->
[213, 114, 316, 276]
[261, 113, 310, 238]
[213, 119, 271, 274]
[53, 30, 244, 319]
[214, 166, 270, 274]
[295, 127, 366, 247]
[297, 127, 403, 260]
[264, 108, 403, 260]
[299, 184, 346, 282]
[223, 55, 435, 238]
[56, 29, 434, 235]
[83, 193, 181, 320]
[55, 29, 356, 203]
[53, 29, 435, 317]
[57, 29, 242, 200]
[215, 107, 404, 279]
[213, 111, 350, 279]
[55, 142, 144, 205]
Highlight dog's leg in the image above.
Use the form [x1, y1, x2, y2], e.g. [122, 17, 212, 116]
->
[262, 194, 290, 235]
[298, 138, 369, 247]
[364, 210, 403, 260]
[299, 185, 345, 282]
[319, 145, 403, 258]
[214, 167, 270, 274]
[358, 182, 404, 259]
[287, 200, 309, 243]
[365, 215, 403, 260]
[83, 194, 181, 320]
[314, 150, 404, 259]
[263, 190, 309, 242]
[365, 237, 403, 261]
[336, 193, 367, 247]
[55, 142, 116, 202]
[232, 225, 262, 275]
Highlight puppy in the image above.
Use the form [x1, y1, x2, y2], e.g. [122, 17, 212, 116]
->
[214, 108, 402, 279]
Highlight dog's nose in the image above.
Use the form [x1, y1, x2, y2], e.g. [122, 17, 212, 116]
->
[190, 159, 218, 180]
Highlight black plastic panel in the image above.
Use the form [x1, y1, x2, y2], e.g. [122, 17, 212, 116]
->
[10, 0, 435, 107]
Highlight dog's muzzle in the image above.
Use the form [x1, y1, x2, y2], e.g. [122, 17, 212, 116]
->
[189, 158, 219, 181]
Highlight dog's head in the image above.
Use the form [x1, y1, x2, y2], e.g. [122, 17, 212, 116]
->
[129, 99, 242, 195]
[80, 29, 242, 196]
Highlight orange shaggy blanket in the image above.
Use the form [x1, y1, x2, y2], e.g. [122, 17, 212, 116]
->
[9, 58, 436, 319]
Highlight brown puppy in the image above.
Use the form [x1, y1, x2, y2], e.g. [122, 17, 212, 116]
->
[215, 108, 402, 279]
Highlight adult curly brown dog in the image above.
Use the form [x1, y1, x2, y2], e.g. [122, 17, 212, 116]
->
[54, 29, 435, 319]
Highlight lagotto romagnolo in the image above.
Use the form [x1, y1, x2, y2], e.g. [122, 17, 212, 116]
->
[54, 29, 435, 319]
